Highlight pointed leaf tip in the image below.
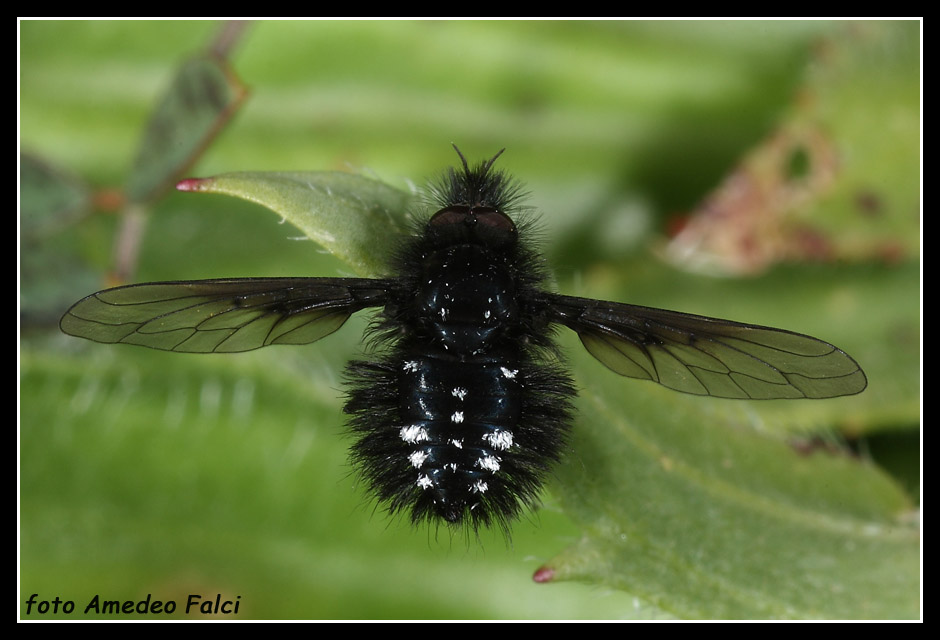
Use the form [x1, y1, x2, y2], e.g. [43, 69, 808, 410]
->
[175, 177, 210, 192]
[532, 566, 555, 583]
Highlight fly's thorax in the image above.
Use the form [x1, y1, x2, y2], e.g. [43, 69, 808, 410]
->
[413, 243, 520, 354]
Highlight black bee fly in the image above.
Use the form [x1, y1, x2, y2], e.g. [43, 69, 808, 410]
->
[60, 147, 868, 535]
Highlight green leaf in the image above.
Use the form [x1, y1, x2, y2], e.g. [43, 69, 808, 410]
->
[177, 171, 416, 276]
[541, 348, 918, 618]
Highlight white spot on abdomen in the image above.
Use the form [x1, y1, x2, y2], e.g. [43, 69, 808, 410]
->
[476, 455, 501, 472]
[408, 450, 428, 468]
[482, 429, 514, 451]
[400, 425, 429, 443]
[500, 367, 518, 379]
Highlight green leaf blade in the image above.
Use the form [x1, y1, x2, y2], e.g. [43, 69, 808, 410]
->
[178, 171, 416, 276]
[543, 359, 918, 619]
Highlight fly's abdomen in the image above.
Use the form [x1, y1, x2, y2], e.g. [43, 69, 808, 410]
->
[397, 354, 523, 525]
[345, 342, 574, 533]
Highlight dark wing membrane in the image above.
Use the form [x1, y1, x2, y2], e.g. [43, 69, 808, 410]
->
[60, 277, 392, 353]
[537, 293, 867, 400]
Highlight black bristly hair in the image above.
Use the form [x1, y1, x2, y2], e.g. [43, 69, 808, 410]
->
[428, 145, 528, 214]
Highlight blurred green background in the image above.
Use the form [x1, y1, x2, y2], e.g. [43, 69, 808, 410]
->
[20, 20, 920, 619]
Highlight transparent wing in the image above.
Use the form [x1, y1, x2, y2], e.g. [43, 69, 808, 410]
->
[60, 277, 392, 353]
[538, 292, 867, 399]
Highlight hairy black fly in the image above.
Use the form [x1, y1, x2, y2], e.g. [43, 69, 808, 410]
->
[60, 147, 868, 535]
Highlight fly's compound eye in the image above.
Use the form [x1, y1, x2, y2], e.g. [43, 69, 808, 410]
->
[429, 206, 516, 234]
[429, 206, 472, 227]
[473, 207, 516, 233]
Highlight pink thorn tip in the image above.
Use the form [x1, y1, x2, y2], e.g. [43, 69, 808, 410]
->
[532, 566, 555, 583]
[176, 178, 208, 192]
